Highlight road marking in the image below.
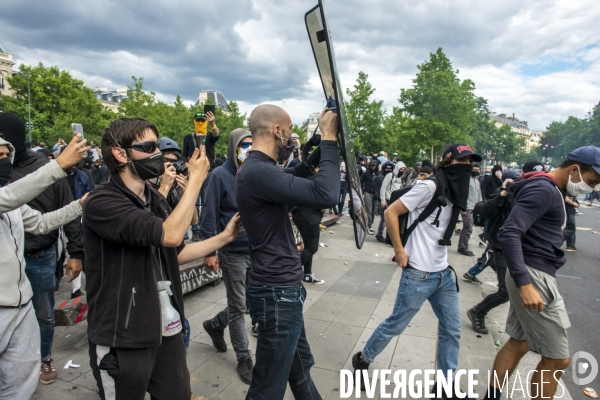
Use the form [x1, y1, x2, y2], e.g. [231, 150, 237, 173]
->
[556, 274, 582, 279]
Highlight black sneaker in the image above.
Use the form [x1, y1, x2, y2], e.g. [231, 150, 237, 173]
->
[237, 357, 253, 385]
[192, 232, 201, 242]
[467, 308, 488, 334]
[478, 234, 487, 246]
[454, 228, 462, 235]
[251, 324, 258, 337]
[203, 320, 227, 352]
[71, 289, 84, 299]
[352, 351, 370, 391]
[462, 273, 482, 285]
[458, 249, 475, 257]
[303, 273, 325, 285]
[376, 235, 386, 244]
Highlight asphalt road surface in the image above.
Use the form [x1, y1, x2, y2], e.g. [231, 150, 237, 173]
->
[557, 202, 600, 399]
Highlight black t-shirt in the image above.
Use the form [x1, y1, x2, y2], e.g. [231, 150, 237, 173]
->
[182, 131, 219, 167]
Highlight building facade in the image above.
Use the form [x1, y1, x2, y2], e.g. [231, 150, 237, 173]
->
[196, 90, 229, 111]
[490, 112, 539, 152]
[93, 86, 128, 112]
[0, 43, 15, 97]
[300, 112, 321, 141]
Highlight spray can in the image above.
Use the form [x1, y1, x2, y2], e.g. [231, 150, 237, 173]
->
[157, 281, 182, 336]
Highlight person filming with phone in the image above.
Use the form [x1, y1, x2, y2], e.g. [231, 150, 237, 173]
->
[182, 109, 220, 241]
[83, 118, 241, 399]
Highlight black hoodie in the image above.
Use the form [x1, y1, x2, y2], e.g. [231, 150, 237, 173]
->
[497, 172, 566, 287]
[0, 113, 83, 258]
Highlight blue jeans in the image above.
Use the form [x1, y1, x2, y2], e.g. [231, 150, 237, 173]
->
[246, 284, 321, 400]
[467, 262, 486, 277]
[363, 267, 461, 374]
[25, 246, 57, 361]
[338, 185, 348, 215]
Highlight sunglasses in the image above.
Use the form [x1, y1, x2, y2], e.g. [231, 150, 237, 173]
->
[240, 142, 252, 149]
[122, 141, 159, 153]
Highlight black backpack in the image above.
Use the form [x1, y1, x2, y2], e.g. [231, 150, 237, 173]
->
[472, 201, 486, 227]
[385, 176, 459, 247]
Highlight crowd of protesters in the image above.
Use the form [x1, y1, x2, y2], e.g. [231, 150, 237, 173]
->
[1, 106, 600, 400]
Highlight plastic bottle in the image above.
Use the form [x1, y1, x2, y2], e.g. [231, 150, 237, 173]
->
[157, 281, 182, 336]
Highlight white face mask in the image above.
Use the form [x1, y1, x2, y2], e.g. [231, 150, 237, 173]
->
[238, 146, 251, 163]
[567, 167, 594, 196]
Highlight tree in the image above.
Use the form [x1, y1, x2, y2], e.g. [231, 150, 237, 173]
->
[117, 77, 247, 156]
[345, 71, 387, 153]
[0, 63, 115, 145]
[399, 48, 477, 160]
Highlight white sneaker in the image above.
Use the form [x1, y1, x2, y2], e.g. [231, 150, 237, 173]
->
[303, 273, 325, 285]
[367, 229, 375, 235]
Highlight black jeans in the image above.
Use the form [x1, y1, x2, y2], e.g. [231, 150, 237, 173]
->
[338, 185, 348, 215]
[564, 213, 576, 248]
[292, 216, 320, 276]
[473, 249, 509, 316]
[246, 284, 321, 400]
[89, 334, 190, 400]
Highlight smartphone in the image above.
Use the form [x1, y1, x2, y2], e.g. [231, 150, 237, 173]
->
[203, 104, 216, 116]
[71, 123, 84, 139]
[193, 133, 206, 150]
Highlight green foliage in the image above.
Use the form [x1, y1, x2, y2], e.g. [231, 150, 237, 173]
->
[399, 48, 477, 158]
[117, 76, 247, 156]
[539, 105, 600, 165]
[0, 63, 115, 145]
[345, 71, 386, 153]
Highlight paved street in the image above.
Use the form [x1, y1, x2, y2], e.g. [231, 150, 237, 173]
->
[555, 201, 600, 400]
[31, 212, 579, 399]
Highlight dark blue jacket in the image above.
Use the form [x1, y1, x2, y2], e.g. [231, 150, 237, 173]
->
[497, 172, 566, 287]
[199, 159, 249, 256]
[72, 169, 93, 201]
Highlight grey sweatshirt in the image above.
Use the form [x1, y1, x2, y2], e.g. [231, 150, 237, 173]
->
[0, 160, 82, 306]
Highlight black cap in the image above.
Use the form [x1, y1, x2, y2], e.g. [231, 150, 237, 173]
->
[194, 112, 207, 121]
[442, 143, 482, 162]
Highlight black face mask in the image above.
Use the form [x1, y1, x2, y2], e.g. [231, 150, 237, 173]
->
[278, 136, 296, 162]
[129, 152, 165, 181]
[438, 163, 472, 210]
[471, 170, 480, 177]
[0, 158, 13, 186]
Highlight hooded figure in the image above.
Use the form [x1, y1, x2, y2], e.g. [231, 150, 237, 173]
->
[228, 128, 252, 169]
[482, 164, 503, 199]
[381, 161, 406, 204]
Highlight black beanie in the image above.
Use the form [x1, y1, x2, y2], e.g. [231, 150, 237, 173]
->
[0, 113, 27, 163]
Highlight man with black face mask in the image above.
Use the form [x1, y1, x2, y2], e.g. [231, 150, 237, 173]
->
[360, 160, 380, 234]
[457, 163, 482, 257]
[353, 143, 480, 398]
[236, 105, 339, 399]
[83, 118, 242, 399]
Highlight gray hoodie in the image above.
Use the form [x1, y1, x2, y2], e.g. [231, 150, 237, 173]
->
[381, 161, 406, 202]
[0, 137, 83, 306]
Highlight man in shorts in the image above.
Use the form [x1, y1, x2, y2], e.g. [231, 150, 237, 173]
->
[484, 146, 600, 400]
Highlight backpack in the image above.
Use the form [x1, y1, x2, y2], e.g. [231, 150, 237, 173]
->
[472, 201, 486, 227]
[385, 176, 459, 247]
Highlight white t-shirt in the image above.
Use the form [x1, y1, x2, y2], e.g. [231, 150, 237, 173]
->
[400, 179, 453, 272]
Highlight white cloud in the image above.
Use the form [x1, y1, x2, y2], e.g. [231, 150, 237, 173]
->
[1, 0, 599, 131]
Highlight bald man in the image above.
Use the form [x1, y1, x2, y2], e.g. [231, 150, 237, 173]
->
[236, 105, 339, 399]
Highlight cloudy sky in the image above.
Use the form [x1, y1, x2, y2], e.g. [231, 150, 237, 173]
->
[2, 0, 599, 131]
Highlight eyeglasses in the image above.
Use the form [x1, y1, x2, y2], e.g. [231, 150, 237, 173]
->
[122, 141, 159, 153]
[240, 142, 252, 149]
